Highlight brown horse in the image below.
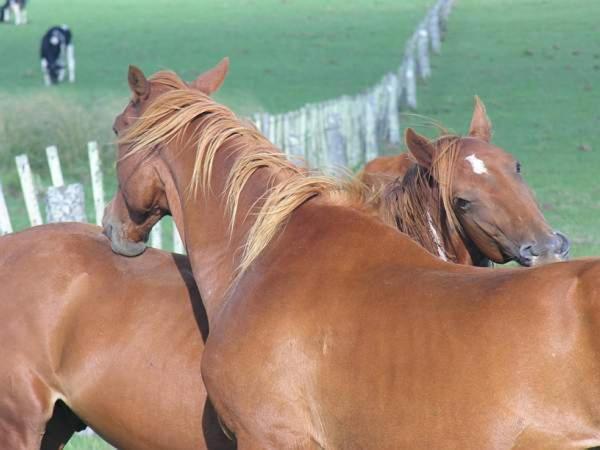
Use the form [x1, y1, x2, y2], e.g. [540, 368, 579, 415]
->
[0, 222, 233, 450]
[363, 97, 569, 267]
[104, 61, 600, 449]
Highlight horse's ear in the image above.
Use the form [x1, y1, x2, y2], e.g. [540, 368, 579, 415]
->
[405, 128, 435, 169]
[191, 57, 230, 95]
[468, 96, 492, 142]
[128, 65, 150, 99]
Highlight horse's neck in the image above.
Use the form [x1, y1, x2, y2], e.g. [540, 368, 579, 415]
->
[440, 213, 490, 267]
[165, 137, 287, 325]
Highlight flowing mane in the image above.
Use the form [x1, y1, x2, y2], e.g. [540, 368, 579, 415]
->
[378, 136, 464, 261]
[119, 71, 374, 274]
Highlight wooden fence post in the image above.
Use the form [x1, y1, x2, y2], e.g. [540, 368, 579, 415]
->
[305, 105, 320, 168]
[298, 107, 308, 164]
[324, 106, 348, 170]
[173, 225, 185, 254]
[252, 113, 262, 132]
[268, 115, 276, 144]
[404, 49, 417, 110]
[429, 7, 442, 53]
[364, 95, 378, 161]
[46, 145, 64, 187]
[15, 154, 43, 226]
[0, 182, 13, 235]
[386, 73, 401, 145]
[150, 221, 162, 249]
[87, 141, 104, 226]
[417, 27, 431, 79]
[440, 0, 454, 31]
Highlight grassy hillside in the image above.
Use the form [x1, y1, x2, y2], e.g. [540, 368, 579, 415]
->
[0, 0, 431, 240]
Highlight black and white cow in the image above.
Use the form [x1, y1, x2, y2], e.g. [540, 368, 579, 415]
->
[0, 0, 27, 25]
[40, 25, 75, 86]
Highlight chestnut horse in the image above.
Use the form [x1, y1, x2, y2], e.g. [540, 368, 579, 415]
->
[363, 98, 569, 266]
[105, 60, 600, 449]
[0, 223, 233, 450]
[0, 115, 564, 449]
[0, 165, 563, 450]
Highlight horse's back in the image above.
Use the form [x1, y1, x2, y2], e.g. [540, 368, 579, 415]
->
[206, 205, 598, 448]
[0, 223, 231, 450]
[362, 152, 413, 178]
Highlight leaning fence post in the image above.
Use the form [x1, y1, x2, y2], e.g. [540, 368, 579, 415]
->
[87, 141, 104, 226]
[0, 182, 13, 235]
[46, 145, 64, 187]
[15, 154, 43, 226]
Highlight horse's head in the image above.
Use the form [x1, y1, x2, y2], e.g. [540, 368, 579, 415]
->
[404, 97, 569, 266]
[102, 58, 230, 256]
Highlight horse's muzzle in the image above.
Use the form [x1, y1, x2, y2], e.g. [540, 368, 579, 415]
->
[518, 231, 570, 266]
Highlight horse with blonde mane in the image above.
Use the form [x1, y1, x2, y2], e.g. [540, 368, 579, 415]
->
[0, 223, 232, 450]
[364, 97, 569, 266]
[104, 59, 600, 449]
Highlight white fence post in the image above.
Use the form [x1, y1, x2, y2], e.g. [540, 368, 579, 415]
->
[405, 52, 417, 110]
[364, 95, 378, 161]
[429, 7, 442, 53]
[88, 141, 104, 226]
[173, 225, 185, 254]
[15, 154, 43, 226]
[46, 145, 64, 187]
[0, 183, 13, 235]
[386, 73, 401, 145]
[150, 221, 162, 249]
[324, 106, 348, 170]
[417, 27, 431, 79]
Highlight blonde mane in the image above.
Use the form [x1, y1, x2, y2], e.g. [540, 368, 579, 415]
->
[378, 136, 464, 260]
[119, 71, 373, 274]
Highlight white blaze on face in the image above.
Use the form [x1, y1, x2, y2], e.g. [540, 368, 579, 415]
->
[465, 154, 488, 175]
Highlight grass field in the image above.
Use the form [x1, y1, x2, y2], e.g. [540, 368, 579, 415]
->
[0, 0, 431, 243]
[0, 0, 596, 448]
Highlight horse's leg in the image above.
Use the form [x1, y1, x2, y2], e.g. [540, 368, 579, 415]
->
[41, 400, 86, 450]
[0, 367, 57, 449]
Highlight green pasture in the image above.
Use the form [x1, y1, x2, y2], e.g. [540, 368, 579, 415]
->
[1, 0, 597, 257]
[65, 435, 112, 450]
[0, 0, 431, 246]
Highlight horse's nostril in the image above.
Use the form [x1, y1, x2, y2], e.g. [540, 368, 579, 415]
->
[554, 231, 570, 257]
[520, 243, 538, 257]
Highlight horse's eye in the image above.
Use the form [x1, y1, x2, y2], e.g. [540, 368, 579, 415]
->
[112, 126, 119, 136]
[455, 198, 471, 211]
[516, 161, 521, 174]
